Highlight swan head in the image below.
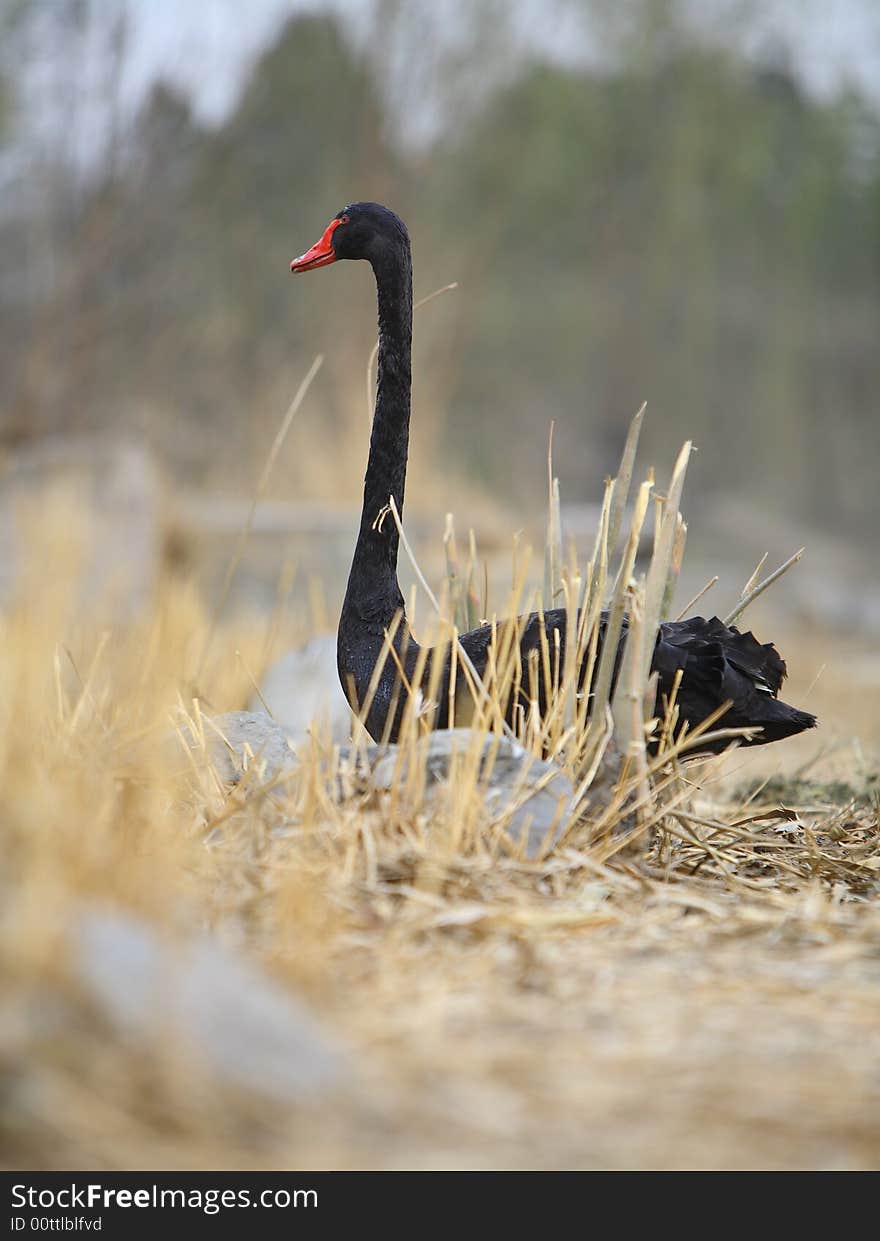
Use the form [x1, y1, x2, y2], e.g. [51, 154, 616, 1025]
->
[290, 202, 409, 273]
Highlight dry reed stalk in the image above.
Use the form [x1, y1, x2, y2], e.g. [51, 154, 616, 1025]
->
[197, 354, 324, 679]
[387, 495, 518, 742]
[607, 402, 646, 559]
[544, 422, 563, 607]
[592, 476, 654, 718]
[675, 575, 719, 620]
[723, 547, 806, 626]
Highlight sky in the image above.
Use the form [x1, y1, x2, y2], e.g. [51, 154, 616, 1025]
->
[11, 0, 880, 172]
[116, 0, 880, 123]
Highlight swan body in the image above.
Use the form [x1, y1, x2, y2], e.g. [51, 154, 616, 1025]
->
[291, 202, 816, 754]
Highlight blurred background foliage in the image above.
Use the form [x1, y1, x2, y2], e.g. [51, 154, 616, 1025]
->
[1, 0, 878, 544]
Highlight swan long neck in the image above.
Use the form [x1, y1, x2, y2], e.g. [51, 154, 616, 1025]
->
[344, 239, 413, 626]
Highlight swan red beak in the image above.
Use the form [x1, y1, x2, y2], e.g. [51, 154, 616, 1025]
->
[290, 218, 342, 273]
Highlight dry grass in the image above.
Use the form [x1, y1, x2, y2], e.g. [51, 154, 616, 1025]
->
[1, 444, 879, 1172]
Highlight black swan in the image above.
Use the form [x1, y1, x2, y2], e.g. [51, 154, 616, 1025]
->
[290, 202, 816, 754]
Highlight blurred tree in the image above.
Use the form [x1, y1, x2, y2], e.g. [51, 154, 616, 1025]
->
[1, 1, 878, 539]
[183, 12, 395, 463]
[417, 11, 880, 529]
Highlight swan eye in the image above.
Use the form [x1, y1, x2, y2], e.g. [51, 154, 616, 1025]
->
[340, 214, 350, 224]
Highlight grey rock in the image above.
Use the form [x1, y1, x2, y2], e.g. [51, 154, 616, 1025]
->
[73, 908, 347, 1102]
[346, 729, 574, 860]
[198, 714, 573, 859]
[248, 635, 352, 744]
[201, 710, 300, 783]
